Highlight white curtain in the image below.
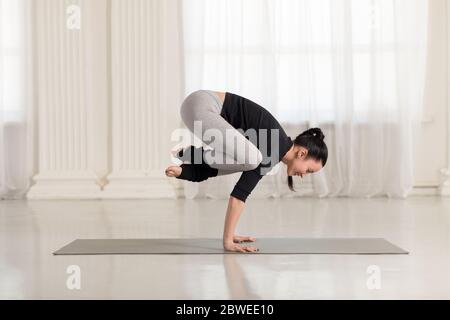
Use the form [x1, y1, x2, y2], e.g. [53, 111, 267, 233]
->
[180, 0, 429, 199]
[0, 0, 35, 199]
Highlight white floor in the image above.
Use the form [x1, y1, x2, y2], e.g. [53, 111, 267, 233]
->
[0, 196, 449, 299]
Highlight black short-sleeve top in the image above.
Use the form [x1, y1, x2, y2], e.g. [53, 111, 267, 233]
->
[220, 92, 293, 202]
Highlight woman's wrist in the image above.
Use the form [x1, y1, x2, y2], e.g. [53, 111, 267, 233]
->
[223, 234, 234, 244]
[222, 196, 246, 245]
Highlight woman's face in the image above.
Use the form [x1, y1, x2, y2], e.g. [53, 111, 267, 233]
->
[287, 147, 323, 178]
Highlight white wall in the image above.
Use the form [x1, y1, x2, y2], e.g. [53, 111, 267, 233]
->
[27, 0, 185, 199]
[413, 0, 449, 195]
[27, 0, 110, 199]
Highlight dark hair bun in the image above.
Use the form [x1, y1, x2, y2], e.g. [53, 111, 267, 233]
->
[300, 127, 325, 141]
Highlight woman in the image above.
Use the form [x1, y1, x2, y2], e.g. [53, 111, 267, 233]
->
[165, 90, 328, 253]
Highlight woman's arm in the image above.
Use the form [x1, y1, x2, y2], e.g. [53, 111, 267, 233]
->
[222, 196, 259, 252]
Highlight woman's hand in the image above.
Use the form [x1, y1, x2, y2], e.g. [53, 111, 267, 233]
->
[233, 235, 256, 243]
[223, 241, 259, 253]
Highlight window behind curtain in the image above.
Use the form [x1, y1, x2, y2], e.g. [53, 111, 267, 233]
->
[183, 0, 424, 124]
[0, 0, 25, 122]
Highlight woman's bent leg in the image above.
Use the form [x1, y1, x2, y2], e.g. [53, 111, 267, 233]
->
[180, 90, 262, 172]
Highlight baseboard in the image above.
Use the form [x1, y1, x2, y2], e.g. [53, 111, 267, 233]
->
[410, 186, 439, 196]
[27, 171, 181, 199]
[25, 172, 441, 199]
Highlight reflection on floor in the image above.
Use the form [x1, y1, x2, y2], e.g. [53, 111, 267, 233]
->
[0, 197, 449, 299]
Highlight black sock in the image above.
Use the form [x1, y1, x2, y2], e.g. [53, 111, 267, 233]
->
[175, 163, 219, 182]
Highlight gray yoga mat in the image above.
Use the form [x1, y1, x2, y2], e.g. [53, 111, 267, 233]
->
[53, 238, 408, 255]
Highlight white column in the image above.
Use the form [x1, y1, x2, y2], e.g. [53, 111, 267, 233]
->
[102, 0, 184, 198]
[27, 0, 108, 199]
[439, 0, 450, 195]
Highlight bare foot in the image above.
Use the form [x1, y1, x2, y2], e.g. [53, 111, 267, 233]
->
[165, 165, 182, 178]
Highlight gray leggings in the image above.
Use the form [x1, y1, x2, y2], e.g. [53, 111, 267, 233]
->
[180, 90, 263, 175]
